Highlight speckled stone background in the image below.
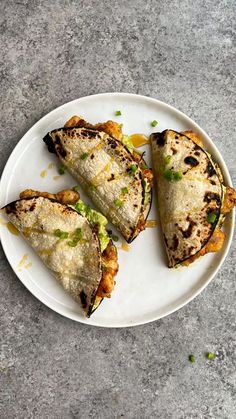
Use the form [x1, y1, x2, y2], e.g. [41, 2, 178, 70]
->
[0, 0, 235, 418]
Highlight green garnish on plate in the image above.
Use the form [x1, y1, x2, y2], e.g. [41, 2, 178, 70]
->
[115, 110, 122, 116]
[151, 120, 158, 127]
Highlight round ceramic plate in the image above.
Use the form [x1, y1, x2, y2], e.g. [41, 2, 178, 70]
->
[0, 93, 234, 327]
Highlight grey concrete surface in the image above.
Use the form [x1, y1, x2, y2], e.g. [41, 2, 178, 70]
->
[0, 0, 235, 418]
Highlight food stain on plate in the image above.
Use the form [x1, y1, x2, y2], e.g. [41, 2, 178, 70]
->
[53, 175, 61, 181]
[17, 254, 32, 271]
[40, 162, 55, 178]
[145, 220, 157, 228]
[130, 134, 149, 148]
[121, 242, 130, 252]
[0, 218, 19, 235]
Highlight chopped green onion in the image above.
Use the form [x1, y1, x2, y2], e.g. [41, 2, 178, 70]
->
[164, 155, 172, 165]
[119, 123, 123, 128]
[115, 110, 122, 116]
[142, 164, 148, 170]
[74, 228, 82, 240]
[73, 185, 80, 192]
[128, 164, 137, 175]
[151, 120, 158, 127]
[107, 229, 113, 237]
[189, 354, 196, 363]
[164, 169, 174, 181]
[206, 352, 216, 360]
[207, 212, 217, 224]
[68, 240, 78, 247]
[75, 201, 84, 213]
[114, 199, 124, 208]
[173, 171, 183, 181]
[80, 153, 89, 160]
[90, 185, 97, 192]
[58, 164, 66, 175]
[54, 229, 69, 239]
[112, 234, 119, 242]
[121, 187, 128, 194]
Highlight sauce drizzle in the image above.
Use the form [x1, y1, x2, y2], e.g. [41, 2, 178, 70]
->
[145, 220, 157, 228]
[130, 134, 149, 148]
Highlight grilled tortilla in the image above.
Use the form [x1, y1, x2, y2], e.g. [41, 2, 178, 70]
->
[150, 129, 226, 267]
[4, 190, 118, 316]
[43, 119, 152, 242]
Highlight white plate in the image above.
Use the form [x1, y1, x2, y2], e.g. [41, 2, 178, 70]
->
[0, 93, 234, 327]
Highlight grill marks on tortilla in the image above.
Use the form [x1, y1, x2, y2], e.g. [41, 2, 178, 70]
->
[150, 129, 223, 267]
[179, 216, 197, 239]
[184, 156, 199, 167]
[205, 161, 217, 178]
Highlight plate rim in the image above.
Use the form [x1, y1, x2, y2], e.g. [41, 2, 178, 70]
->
[0, 92, 234, 328]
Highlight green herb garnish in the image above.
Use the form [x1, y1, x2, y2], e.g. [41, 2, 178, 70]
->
[80, 153, 89, 160]
[112, 234, 119, 242]
[128, 164, 137, 175]
[74, 228, 82, 240]
[164, 155, 172, 165]
[73, 185, 80, 192]
[68, 240, 78, 247]
[67, 228, 83, 247]
[207, 212, 217, 224]
[151, 120, 158, 127]
[54, 229, 69, 239]
[115, 110, 122, 116]
[189, 355, 196, 363]
[164, 169, 174, 182]
[163, 169, 182, 182]
[121, 187, 128, 194]
[173, 171, 183, 181]
[119, 123, 123, 128]
[142, 164, 148, 170]
[206, 352, 216, 360]
[58, 165, 66, 175]
[114, 199, 124, 208]
[90, 185, 97, 192]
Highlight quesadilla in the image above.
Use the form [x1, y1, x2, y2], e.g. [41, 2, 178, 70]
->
[3, 189, 118, 316]
[43, 116, 153, 242]
[150, 129, 236, 267]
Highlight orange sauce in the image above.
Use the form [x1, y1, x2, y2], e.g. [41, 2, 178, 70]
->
[121, 242, 130, 252]
[145, 220, 157, 228]
[130, 134, 149, 148]
[6, 222, 19, 235]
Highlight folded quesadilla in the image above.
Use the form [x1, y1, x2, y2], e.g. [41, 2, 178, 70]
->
[150, 129, 236, 267]
[43, 116, 153, 242]
[3, 189, 118, 316]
